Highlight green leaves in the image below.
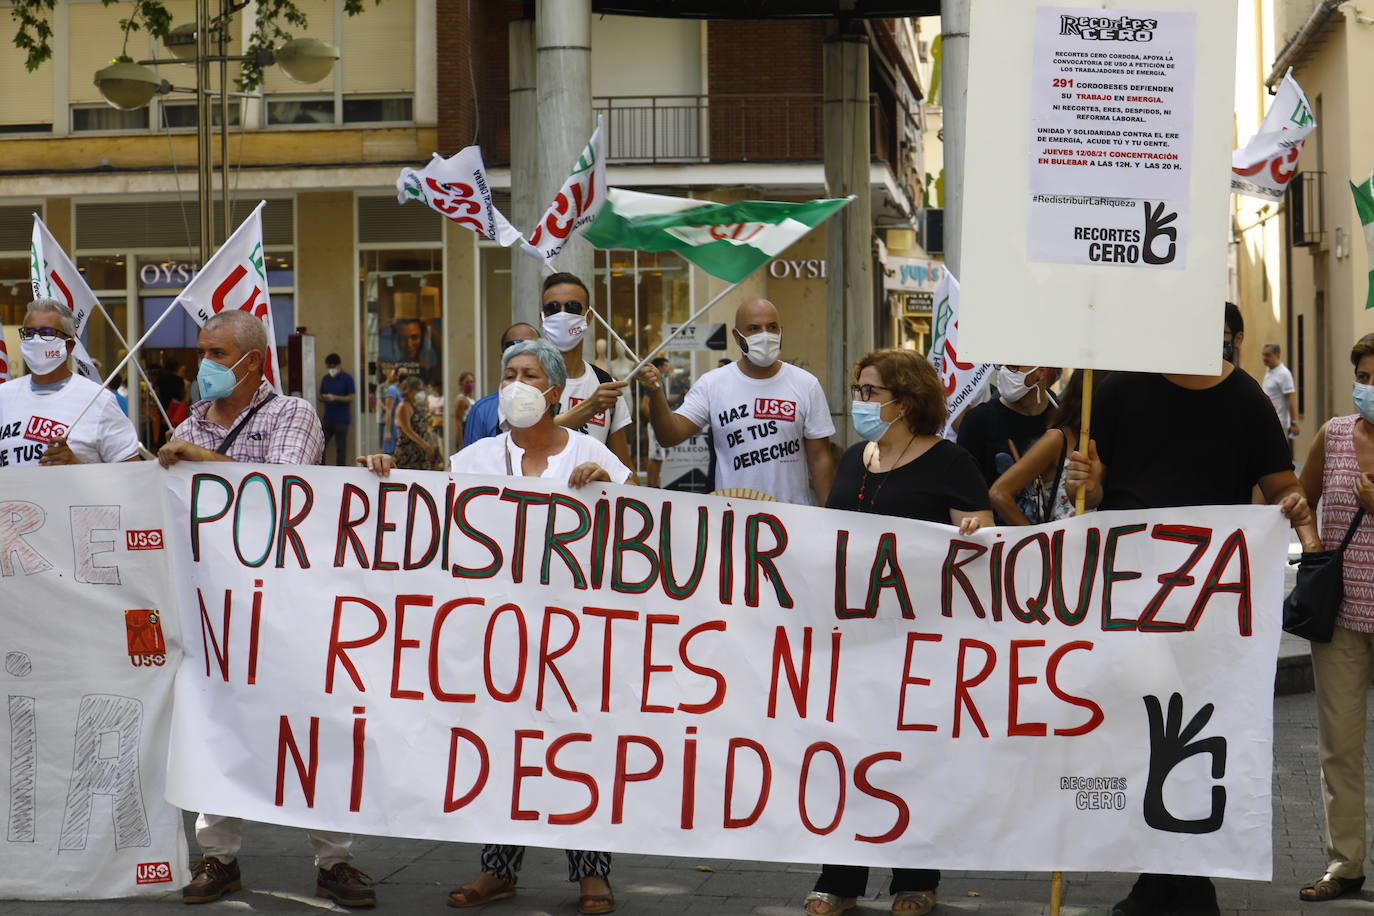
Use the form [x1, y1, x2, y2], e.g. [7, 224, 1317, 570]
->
[10, 0, 379, 90]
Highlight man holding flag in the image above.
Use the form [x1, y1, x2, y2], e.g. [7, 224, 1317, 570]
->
[157, 311, 322, 469]
[642, 297, 835, 505]
[0, 298, 140, 467]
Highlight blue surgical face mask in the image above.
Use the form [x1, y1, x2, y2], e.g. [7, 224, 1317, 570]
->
[1355, 383, 1374, 423]
[197, 352, 250, 401]
[851, 400, 895, 442]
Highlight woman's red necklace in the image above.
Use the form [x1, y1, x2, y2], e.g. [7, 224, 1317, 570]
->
[857, 433, 917, 512]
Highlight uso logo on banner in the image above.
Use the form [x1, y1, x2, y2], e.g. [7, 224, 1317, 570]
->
[754, 398, 797, 422]
[124, 610, 167, 668]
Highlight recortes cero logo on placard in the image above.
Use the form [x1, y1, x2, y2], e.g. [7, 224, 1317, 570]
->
[754, 398, 797, 422]
[135, 861, 173, 884]
[22, 415, 69, 444]
[1059, 15, 1158, 42]
[126, 529, 165, 551]
[124, 610, 167, 668]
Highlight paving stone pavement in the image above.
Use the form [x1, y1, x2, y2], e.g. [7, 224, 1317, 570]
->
[6, 676, 1373, 916]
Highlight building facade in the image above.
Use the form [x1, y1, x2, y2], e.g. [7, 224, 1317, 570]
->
[0, 0, 929, 464]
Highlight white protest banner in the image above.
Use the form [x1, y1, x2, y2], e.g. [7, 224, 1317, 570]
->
[959, 1, 1237, 374]
[928, 271, 991, 439]
[0, 464, 186, 899]
[397, 146, 524, 246]
[31, 216, 102, 383]
[162, 462, 1284, 879]
[174, 201, 282, 392]
[1231, 69, 1315, 202]
[520, 118, 607, 269]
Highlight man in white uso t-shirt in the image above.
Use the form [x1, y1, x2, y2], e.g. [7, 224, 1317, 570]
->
[642, 298, 836, 505]
[539, 271, 635, 471]
[0, 298, 139, 468]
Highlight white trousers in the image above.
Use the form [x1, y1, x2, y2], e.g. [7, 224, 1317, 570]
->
[195, 813, 352, 869]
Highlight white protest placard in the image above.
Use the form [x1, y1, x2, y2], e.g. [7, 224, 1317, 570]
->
[958, 1, 1237, 373]
[663, 323, 727, 351]
[0, 464, 186, 899]
[159, 462, 1285, 879]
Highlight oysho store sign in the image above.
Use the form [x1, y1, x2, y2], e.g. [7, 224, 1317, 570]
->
[767, 258, 827, 279]
[139, 261, 201, 288]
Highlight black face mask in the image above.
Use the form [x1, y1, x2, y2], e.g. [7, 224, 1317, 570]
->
[1222, 339, 1235, 363]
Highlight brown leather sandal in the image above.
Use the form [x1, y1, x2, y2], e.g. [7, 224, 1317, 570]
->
[446, 880, 517, 908]
[578, 880, 616, 915]
[1299, 874, 1364, 901]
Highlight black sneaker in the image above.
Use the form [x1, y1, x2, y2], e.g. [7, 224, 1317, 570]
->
[317, 862, 377, 908]
[182, 857, 242, 904]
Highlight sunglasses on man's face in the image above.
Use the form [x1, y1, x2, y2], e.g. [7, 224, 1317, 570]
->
[541, 301, 585, 316]
[18, 326, 71, 342]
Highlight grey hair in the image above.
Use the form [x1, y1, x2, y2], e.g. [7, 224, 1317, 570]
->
[1264, 342, 1281, 356]
[399, 375, 424, 394]
[203, 310, 269, 358]
[501, 337, 566, 389]
[25, 298, 76, 336]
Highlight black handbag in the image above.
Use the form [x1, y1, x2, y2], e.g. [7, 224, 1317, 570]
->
[1283, 507, 1366, 642]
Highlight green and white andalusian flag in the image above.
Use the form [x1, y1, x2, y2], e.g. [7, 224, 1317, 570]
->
[1354, 174, 1374, 310]
[583, 189, 851, 282]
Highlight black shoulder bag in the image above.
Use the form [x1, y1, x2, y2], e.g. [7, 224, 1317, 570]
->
[216, 393, 277, 456]
[1283, 507, 1366, 643]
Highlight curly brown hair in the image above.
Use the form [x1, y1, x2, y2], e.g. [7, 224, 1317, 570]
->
[854, 349, 947, 436]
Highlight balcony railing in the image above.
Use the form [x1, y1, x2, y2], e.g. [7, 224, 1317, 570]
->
[1288, 170, 1324, 248]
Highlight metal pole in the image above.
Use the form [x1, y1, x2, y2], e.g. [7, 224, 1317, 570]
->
[195, 0, 212, 266]
[218, 0, 231, 246]
[940, 0, 970, 277]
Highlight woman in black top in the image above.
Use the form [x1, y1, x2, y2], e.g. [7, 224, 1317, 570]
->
[804, 349, 992, 916]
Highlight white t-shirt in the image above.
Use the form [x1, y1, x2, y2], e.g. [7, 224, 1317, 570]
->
[0, 374, 140, 467]
[560, 366, 630, 445]
[1262, 363, 1296, 430]
[452, 429, 632, 484]
[675, 361, 835, 505]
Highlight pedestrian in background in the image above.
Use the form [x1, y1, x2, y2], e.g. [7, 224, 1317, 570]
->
[391, 375, 439, 470]
[1262, 342, 1300, 443]
[1294, 332, 1374, 902]
[319, 352, 355, 466]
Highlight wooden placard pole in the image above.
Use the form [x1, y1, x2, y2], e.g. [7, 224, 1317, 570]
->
[1052, 365, 1094, 916]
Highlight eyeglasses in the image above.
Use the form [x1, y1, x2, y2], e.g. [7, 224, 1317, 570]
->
[18, 326, 71, 342]
[541, 300, 585, 316]
[501, 338, 523, 351]
[851, 384, 893, 402]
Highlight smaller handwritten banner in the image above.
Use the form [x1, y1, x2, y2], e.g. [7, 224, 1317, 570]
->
[0, 465, 186, 899]
[163, 464, 1285, 879]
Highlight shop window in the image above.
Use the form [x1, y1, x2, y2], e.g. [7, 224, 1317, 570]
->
[72, 104, 149, 132]
[0, 258, 33, 327]
[267, 96, 336, 126]
[360, 248, 443, 453]
[343, 95, 413, 124]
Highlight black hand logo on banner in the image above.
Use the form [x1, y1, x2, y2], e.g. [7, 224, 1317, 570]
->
[1142, 692, 1226, 834]
[1141, 202, 1178, 265]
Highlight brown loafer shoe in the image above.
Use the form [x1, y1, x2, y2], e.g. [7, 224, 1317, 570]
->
[317, 862, 377, 908]
[182, 857, 241, 904]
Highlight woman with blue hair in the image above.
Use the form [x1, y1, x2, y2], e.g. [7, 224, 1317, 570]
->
[357, 337, 626, 914]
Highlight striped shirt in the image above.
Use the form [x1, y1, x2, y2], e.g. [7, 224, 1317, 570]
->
[173, 380, 323, 465]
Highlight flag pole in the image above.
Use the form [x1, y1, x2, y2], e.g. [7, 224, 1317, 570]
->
[619, 279, 744, 383]
[63, 300, 190, 438]
[587, 307, 642, 366]
[90, 301, 175, 432]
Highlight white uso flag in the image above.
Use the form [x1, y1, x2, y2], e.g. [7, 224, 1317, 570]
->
[396, 145, 523, 246]
[519, 117, 607, 270]
[31, 215, 104, 382]
[174, 201, 282, 392]
[1231, 68, 1315, 202]
[928, 270, 992, 440]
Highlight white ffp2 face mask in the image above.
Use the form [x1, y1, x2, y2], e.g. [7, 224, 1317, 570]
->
[499, 380, 552, 428]
[542, 311, 588, 352]
[21, 338, 69, 376]
[737, 331, 781, 368]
